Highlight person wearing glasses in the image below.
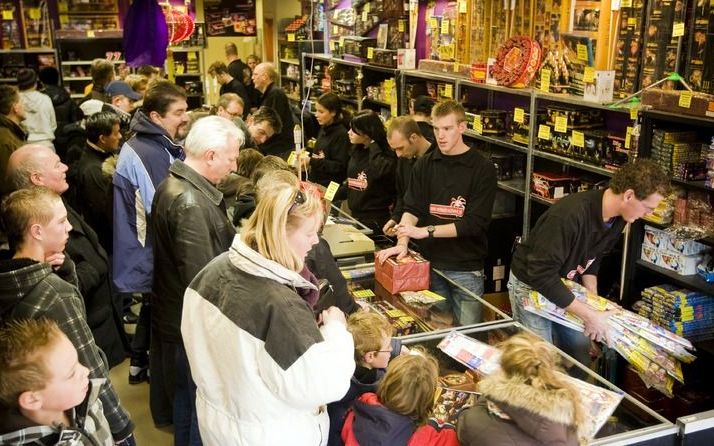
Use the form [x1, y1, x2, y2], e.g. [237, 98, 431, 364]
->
[508, 159, 669, 367]
[215, 93, 254, 149]
[181, 170, 354, 445]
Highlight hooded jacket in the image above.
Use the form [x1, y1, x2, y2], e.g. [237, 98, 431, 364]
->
[20, 89, 56, 146]
[181, 236, 355, 446]
[341, 393, 458, 446]
[0, 259, 134, 440]
[457, 374, 584, 446]
[112, 110, 184, 293]
[0, 379, 112, 446]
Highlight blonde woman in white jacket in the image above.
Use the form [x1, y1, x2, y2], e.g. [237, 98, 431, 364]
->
[182, 170, 355, 445]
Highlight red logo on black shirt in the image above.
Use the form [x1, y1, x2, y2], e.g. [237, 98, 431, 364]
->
[348, 171, 368, 191]
[430, 196, 466, 219]
[566, 258, 596, 279]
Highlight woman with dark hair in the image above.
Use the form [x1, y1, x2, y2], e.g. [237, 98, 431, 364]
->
[308, 92, 351, 187]
[345, 110, 397, 235]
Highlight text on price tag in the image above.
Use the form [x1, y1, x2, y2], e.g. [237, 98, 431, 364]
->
[571, 131, 585, 148]
[324, 181, 340, 202]
[678, 91, 692, 108]
[474, 115, 483, 134]
[554, 116, 568, 133]
[583, 66, 595, 83]
[625, 127, 633, 149]
[514, 108, 525, 123]
[367, 47, 374, 59]
[538, 124, 551, 140]
[577, 44, 588, 61]
[541, 69, 551, 92]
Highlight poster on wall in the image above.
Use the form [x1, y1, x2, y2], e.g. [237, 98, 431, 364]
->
[203, 0, 256, 36]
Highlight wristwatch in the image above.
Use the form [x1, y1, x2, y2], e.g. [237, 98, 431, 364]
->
[427, 225, 435, 238]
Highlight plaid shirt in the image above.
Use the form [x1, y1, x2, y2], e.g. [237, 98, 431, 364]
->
[0, 259, 134, 440]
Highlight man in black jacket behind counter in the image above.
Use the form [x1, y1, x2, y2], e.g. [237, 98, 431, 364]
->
[252, 62, 295, 158]
[508, 159, 668, 366]
[377, 100, 497, 326]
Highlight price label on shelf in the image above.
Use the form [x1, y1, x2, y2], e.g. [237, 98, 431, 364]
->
[474, 115, 483, 134]
[325, 181, 340, 202]
[287, 33, 295, 42]
[2, 10, 12, 20]
[541, 69, 551, 92]
[187, 52, 197, 60]
[330, 40, 337, 51]
[625, 127, 633, 149]
[577, 44, 588, 61]
[583, 66, 595, 83]
[620, 0, 632, 6]
[514, 108, 525, 124]
[538, 124, 551, 140]
[58, 2, 68, 12]
[678, 91, 692, 108]
[87, 30, 95, 38]
[571, 131, 585, 148]
[362, 10, 368, 22]
[332, 25, 338, 35]
[353, 289, 376, 299]
[59, 14, 68, 25]
[444, 83, 453, 98]
[441, 18, 450, 35]
[554, 116, 568, 133]
[627, 17, 637, 27]
[287, 151, 297, 166]
[398, 19, 405, 32]
[430, 17, 438, 29]
[364, 3, 371, 12]
[28, 7, 40, 19]
[453, 62, 460, 72]
[630, 107, 638, 121]
[672, 22, 685, 38]
[367, 47, 374, 59]
[459, 0, 467, 13]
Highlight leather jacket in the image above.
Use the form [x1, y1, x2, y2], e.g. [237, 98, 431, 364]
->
[151, 159, 236, 343]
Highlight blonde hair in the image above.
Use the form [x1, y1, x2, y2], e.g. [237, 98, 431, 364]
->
[431, 99, 466, 122]
[347, 312, 393, 365]
[498, 333, 585, 432]
[378, 349, 439, 425]
[241, 170, 323, 272]
[0, 187, 63, 251]
[0, 319, 65, 407]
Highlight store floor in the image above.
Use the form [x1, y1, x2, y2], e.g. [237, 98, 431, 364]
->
[109, 359, 173, 445]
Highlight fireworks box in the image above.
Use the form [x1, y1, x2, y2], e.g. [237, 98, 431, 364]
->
[375, 250, 430, 295]
[641, 88, 714, 118]
[643, 225, 709, 255]
[418, 59, 471, 77]
[480, 109, 508, 135]
[491, 154, 513, 180]
[613, 0, 647, 98]
[641, 244, 702, 275]
[371, 48, 398, 68]
[341, 36, 377, 61]
[685, 0, 714, 94]
[546, 105, 604, 129]
[531, 172, 579, 202]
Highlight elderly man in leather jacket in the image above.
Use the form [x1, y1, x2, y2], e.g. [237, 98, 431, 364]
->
[151, 115, 244, 446]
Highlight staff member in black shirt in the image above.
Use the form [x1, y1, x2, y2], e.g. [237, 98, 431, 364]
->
[377, 100, 497, 325]
[253, 62, 295, 158]
[306, 92, 351, 187]
[384, 116, 434, 235]
[208, 62, 251, 118]
[509, 160, 668, 365]
[344, 110, 396, 235]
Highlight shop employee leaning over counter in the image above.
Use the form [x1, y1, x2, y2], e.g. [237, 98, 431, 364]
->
[378, 100, 497, 326]
[508, 159, 669, 367]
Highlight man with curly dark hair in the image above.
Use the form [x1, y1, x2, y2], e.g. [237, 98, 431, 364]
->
[509, 159, 669, 366]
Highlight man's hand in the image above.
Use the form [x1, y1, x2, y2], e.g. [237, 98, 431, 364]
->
[321, 306, 347, 326]
[382, 219, 398, 236]
[395, 224, 428, 240]
[582, 309, 617, 345]
[45, 252, 66, 270]
[311, 151, 325, 160]
[376, 245, 408, 263]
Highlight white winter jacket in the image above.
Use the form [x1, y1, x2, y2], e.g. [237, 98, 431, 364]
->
[20, 89, 56, 147]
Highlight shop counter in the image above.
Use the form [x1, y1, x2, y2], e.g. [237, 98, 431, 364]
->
[677, 409, 714, 445]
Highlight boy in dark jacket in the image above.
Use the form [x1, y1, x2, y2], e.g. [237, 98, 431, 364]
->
[0, 319, 113, 446]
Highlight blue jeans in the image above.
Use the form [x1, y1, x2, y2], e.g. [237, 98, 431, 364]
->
[174, 345, 202, 446]
[430, 270, 484, 325]
[507, 271, 592, 370]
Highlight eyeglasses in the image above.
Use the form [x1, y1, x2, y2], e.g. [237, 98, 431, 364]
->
[288, 189, 305, 214]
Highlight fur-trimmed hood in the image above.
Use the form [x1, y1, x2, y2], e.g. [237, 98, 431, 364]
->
[478, 373, 586, 444]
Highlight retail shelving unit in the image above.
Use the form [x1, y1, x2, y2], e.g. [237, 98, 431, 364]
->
[0, 48, 57, 83]
[168, 46, 205, 108]
[278, 40, 324, 105]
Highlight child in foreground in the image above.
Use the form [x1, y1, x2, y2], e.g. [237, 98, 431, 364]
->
[0, 318, 112, 446]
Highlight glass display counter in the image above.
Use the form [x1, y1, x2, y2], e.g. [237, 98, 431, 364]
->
[402, 321, 679, 446]
[340, 262, 511, 338]
[677, 409, 714, 445]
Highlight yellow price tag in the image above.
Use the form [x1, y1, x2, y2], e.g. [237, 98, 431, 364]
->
[2, 10, 12, 20]
[367, 47, 374, 59]
[362, 10, 368, 22]
[353, 289, 376, 298]
[541, 69, 551, 92]
[672, 22, 685, 38]
[398, 19, 405, 32]
[630, 107, 638, 121]
[627, 17, 637, 26]
[577, 44, 588, 61]
[444, 83, 453, 98]
[28, 7, 40, 19]
[514, 108, 525, 124]
[325, 181, 340, 202]
[364, 3, 370, 12]
[58, 2, 68, 12]
[538, 124, 551, 140]
[625, 127, 633, 149]
[459, 0, 467, 13]
[571, 131, 585, 147]
[187, 52, 197, 60]
[474, 115, 483, 134]
[430, 17, 438, 29]
[87, 30, 95, 38]
[287, 33, 295, 42]
[287, 151, 297, 166]
[583, 66, 595, 83]
[59, 14, 68, 25]
[678, 91, 692, 108]
[453, 62, 460, 72]
[332, 25, 338, 34]
[339, 36, 345, 47]
[554, 116, 568, 133]
[621, 0, 632, 6]
[441, 18, 450, 35]
[330, 40, 337, 51]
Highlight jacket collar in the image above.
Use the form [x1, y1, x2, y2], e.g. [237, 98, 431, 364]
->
[0, 114, 27, 140]
[430, 143, 477, 167]
[169, 160, 224, 206]
[86, 141, 112, 157]
[589, 189, 619, 232]
[228, 237, 317, 291]
[130, 111, 185, 159]
[479, 373, 586, 440]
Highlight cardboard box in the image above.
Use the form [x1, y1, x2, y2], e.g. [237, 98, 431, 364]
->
[584, 70, 615, 103]
[375, 251, 430, 294]
[482, 292, 512, 321]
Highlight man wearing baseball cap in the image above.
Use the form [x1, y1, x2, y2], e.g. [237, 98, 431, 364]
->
[105, 80, 141, 138]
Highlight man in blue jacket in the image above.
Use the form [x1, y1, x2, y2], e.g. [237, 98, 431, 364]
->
[112, 80, 189, 426]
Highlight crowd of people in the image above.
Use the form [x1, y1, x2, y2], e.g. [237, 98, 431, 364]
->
[0, 41, 671, 446]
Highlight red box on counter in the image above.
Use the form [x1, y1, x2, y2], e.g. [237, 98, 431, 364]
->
[375, 250, 430, 295]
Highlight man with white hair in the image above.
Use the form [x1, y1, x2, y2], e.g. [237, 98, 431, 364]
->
[151, 115, 243, 446]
